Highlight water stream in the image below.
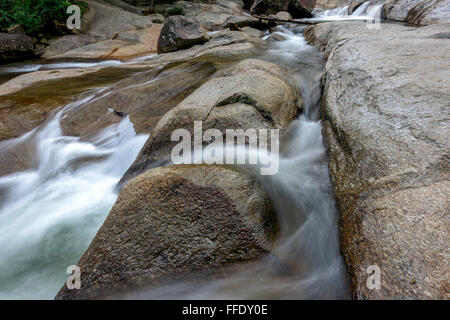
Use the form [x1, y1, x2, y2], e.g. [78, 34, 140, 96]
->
[0, 11, 358, 299]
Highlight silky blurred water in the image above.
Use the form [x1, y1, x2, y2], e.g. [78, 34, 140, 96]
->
[0, 13, 357, 300]
[0, 98, 148, 299]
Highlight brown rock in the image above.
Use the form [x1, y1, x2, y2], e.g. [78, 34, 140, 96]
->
[55, 164, 278, 299]
[176, 0, 245, 31]
[406, 0, 450, 25]
[7, 24, 26, 35]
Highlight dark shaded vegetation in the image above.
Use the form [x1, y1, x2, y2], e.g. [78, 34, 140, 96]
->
[0, 0, 88, 36]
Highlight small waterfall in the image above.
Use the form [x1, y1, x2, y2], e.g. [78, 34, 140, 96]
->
[0, 99, 148, 299]
[0, 16, 351, 300]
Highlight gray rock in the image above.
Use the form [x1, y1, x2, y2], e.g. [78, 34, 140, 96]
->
[149, 29, 264, 65]
[55, 164, 277, 299]
[157, 15, 209, 53]
[0, 33, 34, 62]
[241, 26, 264, 37]
[60, 61, 216, 138]
[175, 0, 244, 30]
[384, 0, 422, 21]
[150, 14, 165, 24]
[42, 35, 96, 58]
[120, 58, 300, 185]
[315, 0, 351, 9]
[81, 0, 153, 40]
[274, 10, 293, 20]
[384, 0, 450, 25]
[306, 21, 450, 299]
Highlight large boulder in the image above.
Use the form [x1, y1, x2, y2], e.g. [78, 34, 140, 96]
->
[406, 0, 450, 25]
[61, 61, 216, 138]
[0, 33, 34, 63]
[384, 0, 450, 25]
[157, 15, 209, 53]
[251, 0, 315, 18]
[0, 67, 108, 145]
[55, 164, 278, 299]
[176, 0, 245, 31]
[120, 58, 301, 185]
[306, 21, 450, 299]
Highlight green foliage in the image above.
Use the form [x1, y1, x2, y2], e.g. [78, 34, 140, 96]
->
[0, 0, 87, 35]
[166, 6, 184, 16]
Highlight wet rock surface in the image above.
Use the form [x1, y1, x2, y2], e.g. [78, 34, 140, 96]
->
[306, 21, 450, 299]
[55, 164, 277, 299]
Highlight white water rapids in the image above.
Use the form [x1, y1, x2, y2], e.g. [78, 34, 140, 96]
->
[0, 13, 360, 299]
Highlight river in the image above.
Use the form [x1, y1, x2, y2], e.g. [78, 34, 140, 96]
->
[0, 2, 382, 299]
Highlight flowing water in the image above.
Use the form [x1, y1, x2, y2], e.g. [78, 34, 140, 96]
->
[123, 26, 350, 299]
[304, 1, 384, 23]
[0, 98, 148, 299]
[0, 14, 355, 299]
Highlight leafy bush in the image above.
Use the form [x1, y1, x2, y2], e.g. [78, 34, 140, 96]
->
[166, 7, 184, 16]
[0, 0, 87, 35]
